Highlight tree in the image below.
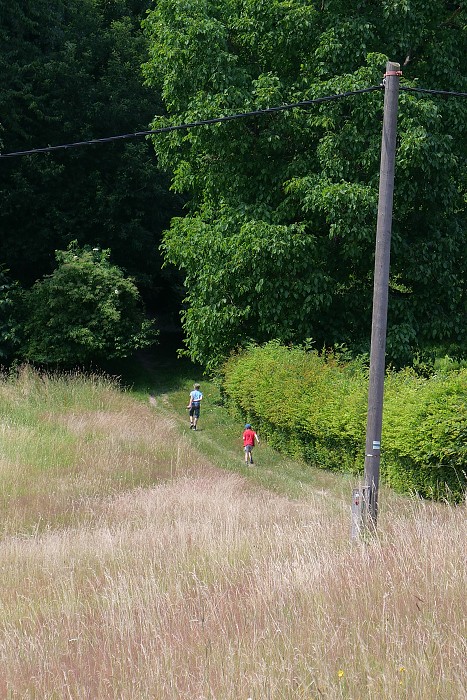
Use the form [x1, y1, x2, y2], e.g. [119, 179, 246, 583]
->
[0, 0, 180, 306]
[0, 266, 22, 363]
[143, 0, 467, 370]
[20, 244, 157, 365]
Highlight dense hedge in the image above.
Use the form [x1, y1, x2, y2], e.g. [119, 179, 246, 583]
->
[221, 342, 467, 501]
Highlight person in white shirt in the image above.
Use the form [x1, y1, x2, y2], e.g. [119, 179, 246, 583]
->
[187, 383, 203, 430]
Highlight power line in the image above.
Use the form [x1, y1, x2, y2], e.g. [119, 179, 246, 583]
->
[400, 86, 467, 97]
[0, 86, 382, 159]
[1, 83, 465, 160]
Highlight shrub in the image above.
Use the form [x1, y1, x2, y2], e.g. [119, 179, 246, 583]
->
[222, 342, 466, 501]
[383, 369, 467, 500]
[20, 244, 157, 366]
[222, 342, 368, 472]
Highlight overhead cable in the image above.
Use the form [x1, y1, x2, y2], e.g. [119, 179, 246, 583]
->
[400, 86, 467, 97]
[0, 86, 382, 159]
[1, 83, 466, 160]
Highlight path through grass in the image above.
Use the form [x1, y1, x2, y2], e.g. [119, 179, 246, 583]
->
[122, 348, 357, 504]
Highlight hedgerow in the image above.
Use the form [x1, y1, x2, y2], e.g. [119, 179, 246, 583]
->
[221, 342, 466, 501]
[382, 369, 467, 499]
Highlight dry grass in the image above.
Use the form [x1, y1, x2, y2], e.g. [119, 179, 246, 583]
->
[0, 366, 205, 536]
[1, 478, 465, 699]
[0, 368, 465, 699]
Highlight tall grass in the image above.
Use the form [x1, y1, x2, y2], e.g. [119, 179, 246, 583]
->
[0, 365, 200, 535]
[0, 366, 465, 699]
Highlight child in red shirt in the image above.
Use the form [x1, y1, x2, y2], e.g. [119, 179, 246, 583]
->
[242, 424, 260, 465]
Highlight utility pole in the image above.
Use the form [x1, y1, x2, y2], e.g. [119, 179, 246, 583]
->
[358, 61, 401, 534]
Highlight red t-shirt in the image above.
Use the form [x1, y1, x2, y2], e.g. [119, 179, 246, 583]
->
[243, 429, 256, 447]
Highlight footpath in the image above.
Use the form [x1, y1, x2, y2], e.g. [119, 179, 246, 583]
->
[127, 347, 353, 504]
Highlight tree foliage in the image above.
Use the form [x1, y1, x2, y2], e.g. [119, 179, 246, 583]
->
[143, 0, 467, 370]
[20, 244, 157, 366]
[0, 0, 180, 304]
[0, 266, 21, 362]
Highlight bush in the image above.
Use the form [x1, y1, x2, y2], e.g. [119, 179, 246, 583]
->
[222, 341, 368, 472]
[20, 244, 157, 366]
[383, 369, 467, 500]
[222, 342, 466, 501]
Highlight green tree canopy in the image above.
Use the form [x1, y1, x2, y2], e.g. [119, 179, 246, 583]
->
[143, 0, 467, 370]
[20, 243, 157, 365]
[0, 266, 21, 362]
[0, 0, 180, 305]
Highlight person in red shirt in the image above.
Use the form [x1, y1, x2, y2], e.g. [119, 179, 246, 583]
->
[242, 424, 260, 465]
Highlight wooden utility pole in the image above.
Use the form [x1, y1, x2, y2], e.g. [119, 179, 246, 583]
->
[361, 61, 401, 531]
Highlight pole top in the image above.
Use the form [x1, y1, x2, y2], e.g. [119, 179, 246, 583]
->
[384, 61, 402, 77]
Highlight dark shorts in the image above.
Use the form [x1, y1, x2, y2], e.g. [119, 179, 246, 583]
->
[189, 403, 200, 418]
[244, 445, 253, 453]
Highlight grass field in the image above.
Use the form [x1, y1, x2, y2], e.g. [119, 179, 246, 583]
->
[0, 355, 465, 699]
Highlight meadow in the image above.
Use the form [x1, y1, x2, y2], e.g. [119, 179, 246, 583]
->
[0, 362, 465, 699]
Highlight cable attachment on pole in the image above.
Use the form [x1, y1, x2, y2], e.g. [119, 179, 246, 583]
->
[382, 69, 402, 88]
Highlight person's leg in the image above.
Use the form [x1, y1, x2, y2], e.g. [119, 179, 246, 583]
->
[249, 449, 254, 465]
[189, 407, 194, 428]
[193, 406, 199, 429]
[244, 446, 249, 464]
